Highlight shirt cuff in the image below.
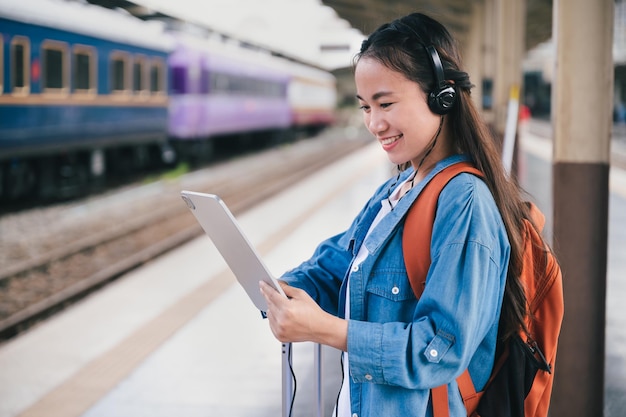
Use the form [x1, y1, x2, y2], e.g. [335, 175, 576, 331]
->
[347, 319, 385, 383]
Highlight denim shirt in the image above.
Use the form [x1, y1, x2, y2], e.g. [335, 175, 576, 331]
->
[281, 154, 510, 417]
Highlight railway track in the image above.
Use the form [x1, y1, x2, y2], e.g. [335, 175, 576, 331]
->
[0, 130, 373, 339]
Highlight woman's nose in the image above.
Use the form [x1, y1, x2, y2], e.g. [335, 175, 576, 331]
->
[366, 111, 387, 134]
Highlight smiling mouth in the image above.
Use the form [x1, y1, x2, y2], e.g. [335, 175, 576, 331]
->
[380, 134, 402, 146]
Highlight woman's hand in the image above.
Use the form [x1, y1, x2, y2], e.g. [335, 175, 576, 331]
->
[259, 281, 348, 351]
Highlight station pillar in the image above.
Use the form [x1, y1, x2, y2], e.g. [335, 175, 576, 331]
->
[550, 0, 614, 416]
[462, 1, 485, 111]
[479, 0, 497, 126]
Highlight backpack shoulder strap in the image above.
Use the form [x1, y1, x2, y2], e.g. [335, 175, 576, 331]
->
[402, 161, 483, 298]
[402, 161, 484, 417]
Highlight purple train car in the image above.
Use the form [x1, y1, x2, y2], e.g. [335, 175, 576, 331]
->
[168, 33, 292, 159]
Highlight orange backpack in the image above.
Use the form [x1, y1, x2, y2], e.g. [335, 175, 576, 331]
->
[402, 162, 564, 417]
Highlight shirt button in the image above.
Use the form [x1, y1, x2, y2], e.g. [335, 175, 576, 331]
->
[351, 265, 359, 272]
[430, 349, 439, 358]
[352, 414, 358, 417]
[391, 286, 400, 295]
[365, 374, 373, 380]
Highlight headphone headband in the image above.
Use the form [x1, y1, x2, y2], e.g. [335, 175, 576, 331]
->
[425, 45, 456, 115]
[426, 45, 446, 89]
[386, 21, 457, 114]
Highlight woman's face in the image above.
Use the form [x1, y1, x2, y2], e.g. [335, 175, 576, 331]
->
[355, 57, 444, 168]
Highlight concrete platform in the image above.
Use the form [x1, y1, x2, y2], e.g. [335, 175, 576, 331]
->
[0, 140, 392, 417]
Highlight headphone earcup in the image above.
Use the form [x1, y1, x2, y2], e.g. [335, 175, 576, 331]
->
[428, 84, 456, 115]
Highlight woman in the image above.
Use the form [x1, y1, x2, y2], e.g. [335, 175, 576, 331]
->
[260, 12, 531, 417]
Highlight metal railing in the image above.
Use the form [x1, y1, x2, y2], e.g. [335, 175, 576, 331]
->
[282, 342, 325, 417]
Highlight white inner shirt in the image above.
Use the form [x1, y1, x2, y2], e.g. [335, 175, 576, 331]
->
[334, 177, 409, 417]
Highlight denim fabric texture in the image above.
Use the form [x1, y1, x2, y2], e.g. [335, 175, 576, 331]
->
[281, 154, 510, 417]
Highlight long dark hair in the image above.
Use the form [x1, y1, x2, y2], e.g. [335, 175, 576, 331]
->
[355, 12, 533, 342]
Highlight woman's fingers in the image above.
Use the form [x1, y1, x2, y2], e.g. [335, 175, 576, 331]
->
[259, 280, 283, 305]
[259, 280, 346, 350]
[260, 280, 315, 342]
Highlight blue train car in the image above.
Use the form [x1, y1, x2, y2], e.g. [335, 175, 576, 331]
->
[0, 0, 173, 200]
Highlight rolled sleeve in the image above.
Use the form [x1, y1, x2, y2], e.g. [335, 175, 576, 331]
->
[423, 330, 455, 364]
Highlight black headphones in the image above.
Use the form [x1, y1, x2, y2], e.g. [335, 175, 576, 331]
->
[425, 45, 456, 115]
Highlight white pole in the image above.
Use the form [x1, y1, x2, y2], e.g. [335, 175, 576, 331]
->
[314, 343, 324, 417]
[282, 343, 293, 417]
[502, 85, 520, 175]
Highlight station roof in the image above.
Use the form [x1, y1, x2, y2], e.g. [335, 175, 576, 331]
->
[84, 0, 553, 68]
[321, 0, 553, 51]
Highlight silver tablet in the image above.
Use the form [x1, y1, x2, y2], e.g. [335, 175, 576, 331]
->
[180, 191, 286, 312]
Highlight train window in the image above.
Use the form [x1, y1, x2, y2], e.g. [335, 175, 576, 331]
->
[133, 55, 147, 95]
[268, 80, 285, 98]
[170, 66, 187, 95]
[200, 68, 210, 94]
[73, 45, 96, 94]
[227, 75, 240, 93]
[110, 51, 130, 94]
[42, 40, 69, 94]
[211, 72, 229, 93]
[149, 58, 165, 95]
[10, 36, 30, 94]
[0, 35, 3, 95]
[207, 72, 285, 98]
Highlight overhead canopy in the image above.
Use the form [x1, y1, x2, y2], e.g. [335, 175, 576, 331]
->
[321, 0, 553, 51]
[88, 0, 552, 52]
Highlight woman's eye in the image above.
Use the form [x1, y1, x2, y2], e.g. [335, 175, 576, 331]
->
[380, 102, 392, 109]
[359, 104, 370, 111]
